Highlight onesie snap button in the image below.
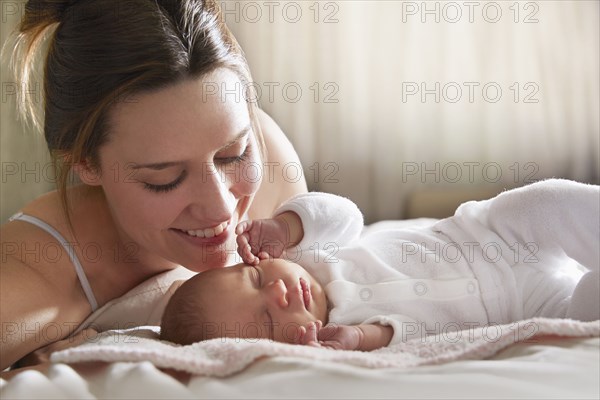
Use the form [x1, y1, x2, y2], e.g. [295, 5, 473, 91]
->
[413, 281, 428, 296]
[467, 281, 477, 294]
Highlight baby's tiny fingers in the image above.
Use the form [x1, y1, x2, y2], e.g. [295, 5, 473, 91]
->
[293, 326, 306, 345]
[235, 221, 250, 235]
[257, 251, 270, 260]
[302, 322, 319, 344]
[315, 320, 323, 331]
[236, 232, 250, 249]
[244, 245, 259, 265]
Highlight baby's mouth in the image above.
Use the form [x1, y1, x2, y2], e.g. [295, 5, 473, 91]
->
[299, 277, 311, 311]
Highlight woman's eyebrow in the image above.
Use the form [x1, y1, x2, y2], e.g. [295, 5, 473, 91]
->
[130, 124, 252, 170]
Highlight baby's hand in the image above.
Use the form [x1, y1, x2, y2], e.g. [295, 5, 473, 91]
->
[293, 321, 323, 346]
[315, 324, 362, 350]
[235, 218, 290, 265]
[295, 322, 362, 351]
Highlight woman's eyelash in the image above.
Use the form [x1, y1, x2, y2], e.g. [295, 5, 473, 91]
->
[215, 145, 251, 165]
[143, 172, 187, 193]
[142, 145, 251, 193]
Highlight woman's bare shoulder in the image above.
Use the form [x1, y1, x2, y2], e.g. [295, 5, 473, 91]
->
[17, 185, 103, 225]
[0, 187, 98, 368]
[250, 109, 307, 219]
[2, 185, 102, 283]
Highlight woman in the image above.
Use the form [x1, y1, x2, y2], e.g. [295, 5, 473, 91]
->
[0, 0, 306, 373]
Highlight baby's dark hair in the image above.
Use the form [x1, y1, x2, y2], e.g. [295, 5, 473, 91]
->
[160, 274, 212, 345]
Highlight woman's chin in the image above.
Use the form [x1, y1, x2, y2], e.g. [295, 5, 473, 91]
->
[183, 257, 229, 272]
[182, 249, 239, 272]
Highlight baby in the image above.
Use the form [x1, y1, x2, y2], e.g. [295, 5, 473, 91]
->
[160, 179, 600, 350]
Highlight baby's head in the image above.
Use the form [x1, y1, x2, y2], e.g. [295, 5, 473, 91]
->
[160, 258, 329, 345]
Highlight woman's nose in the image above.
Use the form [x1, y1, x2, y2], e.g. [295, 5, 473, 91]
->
[188, 164, 235, 221]
[265, 279, 289, 308]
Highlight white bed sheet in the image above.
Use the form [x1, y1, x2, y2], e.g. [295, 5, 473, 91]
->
[2, 336, 598, 399]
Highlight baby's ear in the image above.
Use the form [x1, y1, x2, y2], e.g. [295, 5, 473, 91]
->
[72, 159, 102, 186]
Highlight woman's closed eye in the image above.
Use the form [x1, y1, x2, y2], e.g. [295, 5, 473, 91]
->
[140, 139, 252, 193]
[214, 144, 251, 166]
[143, 172, 187, 193]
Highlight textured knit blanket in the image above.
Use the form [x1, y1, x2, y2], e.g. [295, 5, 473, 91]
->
[50, 318, 599, 377]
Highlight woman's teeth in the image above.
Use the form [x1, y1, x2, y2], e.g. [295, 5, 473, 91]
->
[185, 221, 228, 238]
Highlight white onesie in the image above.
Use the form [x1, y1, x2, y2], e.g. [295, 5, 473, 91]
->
[274, 179, 600, 345]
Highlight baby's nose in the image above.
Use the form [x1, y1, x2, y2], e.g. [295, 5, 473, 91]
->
[266, 279, 288, 308]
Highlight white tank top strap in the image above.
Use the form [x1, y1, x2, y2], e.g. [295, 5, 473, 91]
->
[9, 212, 99, 312]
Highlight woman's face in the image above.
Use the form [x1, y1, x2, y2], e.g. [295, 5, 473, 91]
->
[92, 68, 262, 271]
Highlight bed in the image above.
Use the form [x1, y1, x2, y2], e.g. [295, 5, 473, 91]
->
[1, 336, 598, 399]
[1, 219, 598, 399]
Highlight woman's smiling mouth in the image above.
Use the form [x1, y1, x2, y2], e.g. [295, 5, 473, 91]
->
[172, 220, 231, 246]
[180, 221, 229, 238]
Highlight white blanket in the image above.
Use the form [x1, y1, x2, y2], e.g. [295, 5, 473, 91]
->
[51, 318, 599, 377]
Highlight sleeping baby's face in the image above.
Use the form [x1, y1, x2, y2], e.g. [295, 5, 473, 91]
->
[190, 258, 329, 343]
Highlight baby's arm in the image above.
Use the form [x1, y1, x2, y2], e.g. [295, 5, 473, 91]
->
[355, 324, 395, 351]
[297, 322, 393, 351]
[236, 211, 303, 265]
[274, 192, 364, 250]
[237, 192, 364, 263]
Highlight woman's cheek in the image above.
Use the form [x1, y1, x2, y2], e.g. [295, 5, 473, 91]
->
[237, 158, 264, 196]
[126, 189, 184, 228]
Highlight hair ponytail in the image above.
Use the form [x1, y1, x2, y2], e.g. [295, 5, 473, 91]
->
[2, 1, 74, 133]
[21, 0, 72, 28]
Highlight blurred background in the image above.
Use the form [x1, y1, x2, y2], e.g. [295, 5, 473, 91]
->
[2, 0, 599, 224]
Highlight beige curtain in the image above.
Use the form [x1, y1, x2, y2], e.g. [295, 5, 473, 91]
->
[2, 1, 598, 223]
[225, 0, 599, 222]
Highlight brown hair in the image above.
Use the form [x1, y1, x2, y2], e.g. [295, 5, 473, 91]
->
[160, 273, 213, 345]
[4, 0, 264, 230]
